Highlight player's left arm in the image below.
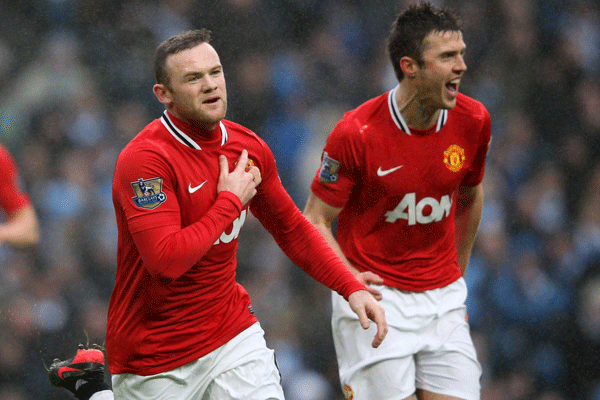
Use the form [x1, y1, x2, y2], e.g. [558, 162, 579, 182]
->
[252, 183, 388, 347]
[454, 183, 483, 275]
[0, 203, 40, 248]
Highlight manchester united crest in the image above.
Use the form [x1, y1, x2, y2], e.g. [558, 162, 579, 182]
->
[443, 144, 465, 172]
[131, 177, 167, 209]
[234, 158, 255, 169]
[343, 384, 354, 400]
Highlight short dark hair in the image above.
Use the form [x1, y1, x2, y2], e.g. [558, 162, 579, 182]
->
[154, 29, 212, 87]
[387, 3, 461, 82]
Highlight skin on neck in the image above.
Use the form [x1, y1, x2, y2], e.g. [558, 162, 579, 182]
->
[395, 79, 441, 130]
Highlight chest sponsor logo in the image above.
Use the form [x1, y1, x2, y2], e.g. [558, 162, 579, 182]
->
[377, 165, 403, 176]
[443, 144, 465, 172]
[188, 181, 207, 193]
[131, 177, 167, 209]
[318, 151, 341, 183]
[385, 192, 452, 225]
[214, 210, 247, 245]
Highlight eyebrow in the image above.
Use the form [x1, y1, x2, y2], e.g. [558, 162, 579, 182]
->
[181, 65, 222, 78]
[442, 48, 466, 56]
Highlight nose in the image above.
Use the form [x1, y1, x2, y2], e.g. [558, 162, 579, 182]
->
[455, 55, 467, 73]
[202, 76, 218, 92]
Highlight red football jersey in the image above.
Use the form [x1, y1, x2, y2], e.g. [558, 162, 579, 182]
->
[107, 111, 364, 375]
[311, 88, 491, 292]
[0, 144, 30, 216]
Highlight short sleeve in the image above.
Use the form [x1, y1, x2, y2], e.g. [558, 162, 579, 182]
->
[462, 107, 491, 187]
[310, 116, 363, 208]
[0, 145, 30, 216]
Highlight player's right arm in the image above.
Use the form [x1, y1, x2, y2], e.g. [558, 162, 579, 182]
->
[114, 146, 255, 282]
[303, 192, 383, 300]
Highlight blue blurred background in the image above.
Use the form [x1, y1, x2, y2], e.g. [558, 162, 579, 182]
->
[1, 0, 599, 399]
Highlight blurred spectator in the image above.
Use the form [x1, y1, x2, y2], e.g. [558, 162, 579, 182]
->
[227, 52, 276, 134]
[560, 259, 600, 398]
[558, 1, 600, 76]
[1, 31, 96, 143]
[574, 163, 600, 265]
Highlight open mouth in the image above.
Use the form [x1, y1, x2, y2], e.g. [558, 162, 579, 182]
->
[204, 97, 219, 104]
[446, 82, 459, 97]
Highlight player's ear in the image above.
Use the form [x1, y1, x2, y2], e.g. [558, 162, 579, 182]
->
[400, 56, 418, 79]
[153, 84, 172, 105]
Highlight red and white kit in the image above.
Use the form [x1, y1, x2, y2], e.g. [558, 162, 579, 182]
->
[312, 87, 491, 292]
[312, 86, 491, 400]
[107, 111, 364, 376]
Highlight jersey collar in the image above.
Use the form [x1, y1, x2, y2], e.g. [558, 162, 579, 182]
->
[388, 85, 448, 135]
[161, 111, 229, 150]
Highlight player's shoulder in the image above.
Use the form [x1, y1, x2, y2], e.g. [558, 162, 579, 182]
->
[335, 92, 390, 136]
[221, 119, 259, 138]
[117, 118, 167, 161]
[0, 143, 13, 160]
[0, 144, 14, 172]
[221, 119, 268, 149]
[344, 92, 389, 123]
[453, 93, 490, 121]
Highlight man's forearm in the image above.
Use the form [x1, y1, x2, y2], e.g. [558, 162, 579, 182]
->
[455, 185, 484, 274]
[307, 217, 361, 276]
[0, 205, 39, 248]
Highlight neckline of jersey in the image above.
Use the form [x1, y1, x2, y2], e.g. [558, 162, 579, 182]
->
[388, 85, 448, 136]
[161, 111, 228, 150]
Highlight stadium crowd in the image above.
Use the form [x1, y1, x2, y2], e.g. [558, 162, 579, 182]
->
[0, 0, 599, 399]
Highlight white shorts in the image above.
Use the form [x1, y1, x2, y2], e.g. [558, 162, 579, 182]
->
[111, 322, 284, 400]
[332, 278, 481, 400]
[90, 391, 114, 400]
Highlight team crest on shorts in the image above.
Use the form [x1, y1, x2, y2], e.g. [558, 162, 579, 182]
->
[318, 151, 341, 183]
[131, 177, 167, 209]
[443, 144, 465, 172]
[343, 384, 354, 399]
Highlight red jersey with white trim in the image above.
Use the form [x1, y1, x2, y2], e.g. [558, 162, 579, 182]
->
[107, 111, 365, 375]
[0, 144, 30, 216]
[311, 88, 491, 292]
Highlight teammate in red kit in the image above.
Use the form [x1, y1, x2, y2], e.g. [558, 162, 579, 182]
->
[0, 143, 39, 247]
[303, 3, 490, 400]
[49, 29, 387, 400]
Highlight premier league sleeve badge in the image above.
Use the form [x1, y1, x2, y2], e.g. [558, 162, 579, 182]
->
[318, 151, 341, 183]
[130, 177, 167, 209]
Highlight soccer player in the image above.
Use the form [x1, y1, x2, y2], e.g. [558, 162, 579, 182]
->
[49, 29, 387, 400]
[303, 3, 491, 400]
[0, 143, 39, 247]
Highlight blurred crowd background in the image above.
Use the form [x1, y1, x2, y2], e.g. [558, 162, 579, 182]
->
[0, 0, 599, 399]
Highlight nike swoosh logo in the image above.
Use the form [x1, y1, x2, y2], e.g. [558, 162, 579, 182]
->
[188, 181, 207, 193]
[377, 165, 403, 176]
